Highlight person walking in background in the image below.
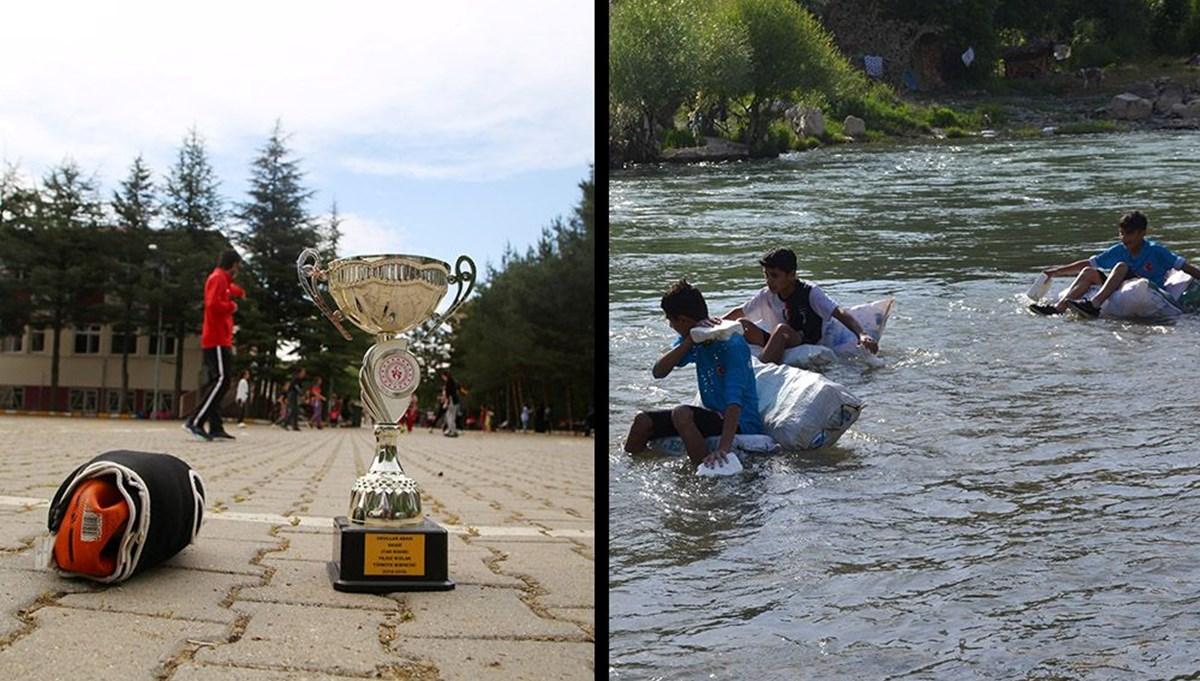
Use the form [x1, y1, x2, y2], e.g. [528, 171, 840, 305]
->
[273, 391, 288, 427]
[520, 404, 530, 433]
[441, 370, 461, 438]
[235, 369, 250, 428]
[328, 394, 341, 428]
[543, 404, 552, 434]
[309, 377, 325, 430]
[403, 399, 418, 432]
[285, 367, 305, 431]
[184, 249, 245, 442]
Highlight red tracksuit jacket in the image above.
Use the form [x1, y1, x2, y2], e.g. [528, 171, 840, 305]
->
[201, 267, 245, 349]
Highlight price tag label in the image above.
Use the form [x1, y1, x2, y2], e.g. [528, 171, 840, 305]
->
[363, 533, 426, 576]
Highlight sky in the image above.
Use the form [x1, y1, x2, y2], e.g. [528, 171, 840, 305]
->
[0, 1, 595, 283]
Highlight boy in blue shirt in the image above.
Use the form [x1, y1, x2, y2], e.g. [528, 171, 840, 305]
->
[623, 280, 765, 467]
[1030, 211, 1200, 318]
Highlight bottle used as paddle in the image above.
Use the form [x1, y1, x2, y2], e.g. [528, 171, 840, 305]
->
[1026, 273, 1051, 301]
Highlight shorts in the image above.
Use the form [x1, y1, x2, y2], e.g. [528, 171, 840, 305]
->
[1097, 267, 1135, 283]
[643, 406, 728, 439]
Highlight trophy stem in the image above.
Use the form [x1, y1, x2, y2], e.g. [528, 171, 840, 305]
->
[369, 424, 406, 475]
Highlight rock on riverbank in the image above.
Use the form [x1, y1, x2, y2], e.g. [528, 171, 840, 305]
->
[660, 137, 751, 163]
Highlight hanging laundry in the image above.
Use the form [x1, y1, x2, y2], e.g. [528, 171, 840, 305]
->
[864, 55, 884, 79]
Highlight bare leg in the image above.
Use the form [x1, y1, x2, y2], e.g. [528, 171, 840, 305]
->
[1090, 262, 1130, 306]
[738, 319, 767, 347]
[760, 323, 798, 365]
[623, 412, 654, 454]
[671, 405, 709, 466]
[1055, 267, 1104, 312]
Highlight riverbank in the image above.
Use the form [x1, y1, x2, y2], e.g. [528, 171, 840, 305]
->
[615, 58, 1200, 167]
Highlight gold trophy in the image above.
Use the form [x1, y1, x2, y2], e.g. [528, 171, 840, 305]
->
[298, 249, 475, 592]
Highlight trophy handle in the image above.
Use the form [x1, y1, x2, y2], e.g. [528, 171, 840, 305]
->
[297, 248, 353, 341]
[413, 255, 476, 343]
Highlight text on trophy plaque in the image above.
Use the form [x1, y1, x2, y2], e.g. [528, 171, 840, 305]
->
[364, 534, 426, 576]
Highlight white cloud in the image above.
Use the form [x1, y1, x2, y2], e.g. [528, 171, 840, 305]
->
[0, 1, 594, 182]
[332, 212, 408, 259]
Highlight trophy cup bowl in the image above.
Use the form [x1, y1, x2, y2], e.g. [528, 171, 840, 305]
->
[298, 249, 475, 592]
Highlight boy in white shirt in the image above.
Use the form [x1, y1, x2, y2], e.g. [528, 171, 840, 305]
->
[723, 247, 878, 364]
[235, 370, 250, 428]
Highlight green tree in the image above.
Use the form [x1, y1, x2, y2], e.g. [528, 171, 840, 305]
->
[724, 0, 852, 152]
[691, 0, 752, 135]
[15, 160, 107, 410]
[610, 0, 698, 160]
[235, 122, 359, 405]
[0, 165, 39, 337]
[109, 155, 159, 413]
[161, 128, 228, 416]
[452, 170, 593, 431]
[1151, 0, 1191, 54]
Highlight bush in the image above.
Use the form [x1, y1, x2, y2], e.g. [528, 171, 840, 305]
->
[927, 106, 967, 128]
[834, 86, 930, 136]
[1056, 120, 1120, 135]
[662, 128, 699, 149]
[756, 119, 798, 155]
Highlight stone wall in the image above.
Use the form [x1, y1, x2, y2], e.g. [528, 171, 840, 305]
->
[818, 0, 944, 90]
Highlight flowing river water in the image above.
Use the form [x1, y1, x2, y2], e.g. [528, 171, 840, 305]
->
[608, 131, 1200, 679]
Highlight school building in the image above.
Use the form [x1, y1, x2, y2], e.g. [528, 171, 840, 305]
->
[0, 323, 203, 417]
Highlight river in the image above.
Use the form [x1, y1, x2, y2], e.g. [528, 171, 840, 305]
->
[608, 131, 1200, 679]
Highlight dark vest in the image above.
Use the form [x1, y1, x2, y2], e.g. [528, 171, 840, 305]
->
[782, 282, 824, 344]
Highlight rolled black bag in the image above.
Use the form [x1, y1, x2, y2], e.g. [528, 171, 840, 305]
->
[46, 451, 205, 583]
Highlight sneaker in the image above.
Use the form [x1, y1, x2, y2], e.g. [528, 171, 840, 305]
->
[1028, 303, 1061, 315]
[210, 431, 236, 440]
[237, 422, 246, 429]
[1067, 298, 1101, 318]
[184, 423, 212, 441]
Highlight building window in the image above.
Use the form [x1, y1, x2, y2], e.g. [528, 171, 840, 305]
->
[148, 334, 176, 356]
[0, 386, 23, 409]
[105, 389, 136, 413]
[0, 335, 22, 353]
[68, 388, 99, 414]
[74, 325, 101, 354]
[148, 391, 174, 416]
[111, 331, 138, 355]
[30, 328, 45, 352]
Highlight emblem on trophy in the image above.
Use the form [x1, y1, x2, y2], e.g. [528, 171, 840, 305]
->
[298, 249, 475, 592]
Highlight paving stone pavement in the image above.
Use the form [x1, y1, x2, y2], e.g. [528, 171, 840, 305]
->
[0, 416, 595, 680]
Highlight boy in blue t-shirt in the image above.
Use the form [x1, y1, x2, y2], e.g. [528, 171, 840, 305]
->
[1030, 211, 1200, 318]
[623, 280, 765, 467]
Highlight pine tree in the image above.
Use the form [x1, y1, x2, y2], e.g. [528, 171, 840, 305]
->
[22, 160, 106, 410]
[161, 129, 228, 416]
[0, 164, 39, 337]
[109, 155, 159, 413]
[235, 121, 337, 398]
[452, 169, 594, 431]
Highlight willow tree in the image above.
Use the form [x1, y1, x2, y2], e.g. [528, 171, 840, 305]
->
[610, 0, 698, 159]
[721, 0, 850, 152]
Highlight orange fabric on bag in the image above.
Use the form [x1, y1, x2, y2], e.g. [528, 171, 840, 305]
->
[52, 478, 130, 577]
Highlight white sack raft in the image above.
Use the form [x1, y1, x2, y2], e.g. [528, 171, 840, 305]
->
[753, 360, 863, 450]
[644, 361, 863, 458]
[749, 297, 895, 369]
[1036, 270, 1196, 321]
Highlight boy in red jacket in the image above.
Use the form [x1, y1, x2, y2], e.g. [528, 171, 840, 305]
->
[184, 249, 246, 441]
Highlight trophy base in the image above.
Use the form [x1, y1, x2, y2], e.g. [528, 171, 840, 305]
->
[328, 516, 455, 593]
